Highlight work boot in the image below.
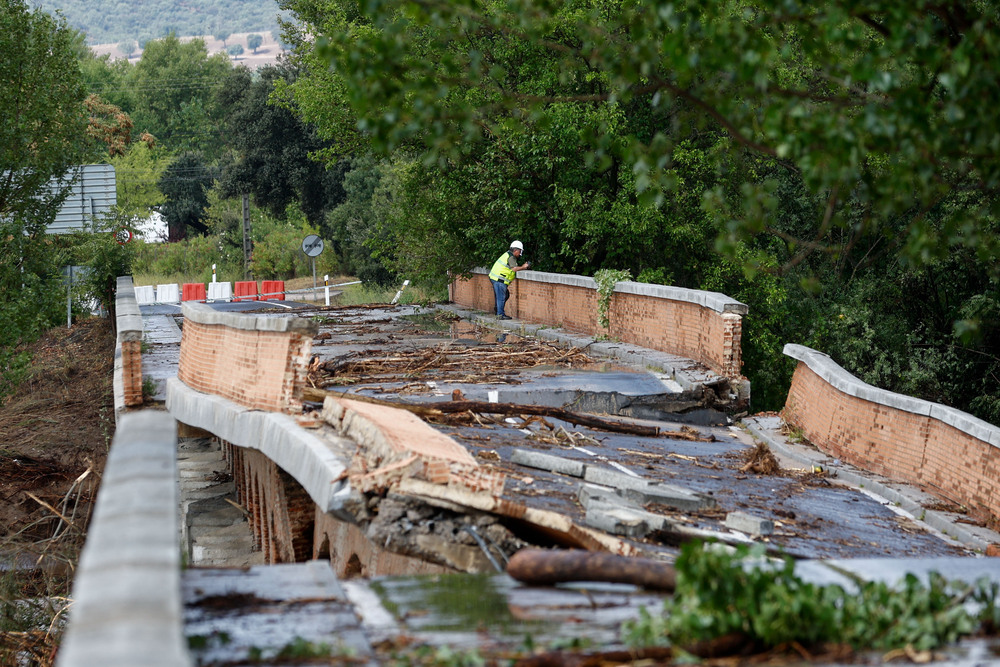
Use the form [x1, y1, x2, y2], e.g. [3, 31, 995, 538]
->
[498, 315, 512, 320]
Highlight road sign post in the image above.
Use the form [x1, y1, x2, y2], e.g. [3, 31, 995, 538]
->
[242, 194, 252, 280]
[301, 234, 325, 295]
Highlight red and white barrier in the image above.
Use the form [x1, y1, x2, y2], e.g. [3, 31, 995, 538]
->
[234, 281, 258, 302]
[134, 285, 155, 305]
[181, 283, 207, 302]
[155, 284, 180, 304]
[207, 282, 232, 302]
[261, 280, 285, 301]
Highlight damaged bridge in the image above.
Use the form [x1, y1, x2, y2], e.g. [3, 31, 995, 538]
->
[56, 274, 1000, 666]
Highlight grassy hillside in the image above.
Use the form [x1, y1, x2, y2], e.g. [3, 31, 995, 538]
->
[39, 0, 287, 45]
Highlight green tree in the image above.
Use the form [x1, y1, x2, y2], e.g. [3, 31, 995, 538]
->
[216, 65, 347, 229]
[311, 0, 1000, 274]
[118, 39, 137, 59]
[1, 0, 93, 224]
[227, 43, 244, 59]
[324, 154, 397, 286]
[129, 33, 234, 156]
[247, 33, 263, 53]
[159, 151, 215, 240]
[76, 210, 137, 317]
[111, 136, 169, 223]
[0, 0, 96, 399]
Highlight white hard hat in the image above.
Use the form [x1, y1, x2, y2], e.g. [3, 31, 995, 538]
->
[510, 240, 524, 251]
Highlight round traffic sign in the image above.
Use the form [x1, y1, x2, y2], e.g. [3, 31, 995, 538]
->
[301, 234, 324, 257]
[114, 227, 132, 245]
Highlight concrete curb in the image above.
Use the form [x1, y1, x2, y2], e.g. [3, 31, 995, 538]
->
[57, 411, 191, 667]
[113, 276, 143, 423]
[743, 416, 995, 553]
[181, 301, 318, 334]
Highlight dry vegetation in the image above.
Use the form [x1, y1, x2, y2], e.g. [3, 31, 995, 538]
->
[0, 317, 115, 665]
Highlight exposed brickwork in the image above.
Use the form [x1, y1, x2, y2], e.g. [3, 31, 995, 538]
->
[451, 273, 745, 379]
[120, 339, 143, 407]
[783, 363, 1000, 526]
[226, 441, 315, 564]
[324, 397, 506, 499]
[177, 319, 313, 413]
[313, 511, 453, 577]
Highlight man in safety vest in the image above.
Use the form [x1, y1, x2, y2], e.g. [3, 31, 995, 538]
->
[488, 240, 531, 320]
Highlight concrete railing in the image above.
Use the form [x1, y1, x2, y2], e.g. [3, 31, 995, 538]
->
[450, 269, 748, 381]
[782, 344, 1000, 525]
[113, 276, 144, 415]
[57, 411, 189, 667]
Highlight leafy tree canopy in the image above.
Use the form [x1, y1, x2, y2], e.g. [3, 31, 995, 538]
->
[1, 0, 94, 226]
[129, 34, 237, 157]
[312, 0, 1000, 274]
[216, 65, 348, 230]
[159, 151, 215, 240]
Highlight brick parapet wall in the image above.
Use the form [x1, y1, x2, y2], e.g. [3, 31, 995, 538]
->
[177, 302, 318, 413]
[115, 277, 145, 409]
[451, 269, 747, 379]
[782, 344, 1000, 525]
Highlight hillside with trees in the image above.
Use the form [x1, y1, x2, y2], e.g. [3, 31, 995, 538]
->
[36, 0, 286, 45]
[2, 0, 999, 427]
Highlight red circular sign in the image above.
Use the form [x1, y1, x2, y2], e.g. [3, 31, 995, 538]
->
[114, 227, 132, 245]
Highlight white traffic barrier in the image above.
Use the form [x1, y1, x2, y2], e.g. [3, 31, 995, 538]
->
[134, 285, 155, 305]
[156, 283, 180, 304]
[207, 281, 232, 302]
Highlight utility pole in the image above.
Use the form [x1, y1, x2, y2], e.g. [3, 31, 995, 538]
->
[241, 193, 252, 280]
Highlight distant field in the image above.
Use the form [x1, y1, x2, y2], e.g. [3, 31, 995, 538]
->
[90, 31, 285, 68]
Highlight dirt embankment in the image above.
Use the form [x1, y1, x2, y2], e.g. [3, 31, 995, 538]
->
[0, 318, 115, 545]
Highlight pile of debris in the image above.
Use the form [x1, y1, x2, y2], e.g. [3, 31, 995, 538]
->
[309, 340, 597, 389]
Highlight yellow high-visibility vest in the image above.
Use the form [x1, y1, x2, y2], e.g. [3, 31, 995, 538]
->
[488, 252, 516, 284]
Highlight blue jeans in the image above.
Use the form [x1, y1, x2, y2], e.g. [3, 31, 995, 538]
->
[492, 279, 508, 316]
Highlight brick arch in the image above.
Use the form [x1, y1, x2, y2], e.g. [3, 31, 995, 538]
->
[315, 533, 331, 561]
[344, 553, 365, 579]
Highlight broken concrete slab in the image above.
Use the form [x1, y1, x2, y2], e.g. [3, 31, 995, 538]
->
[578, 483, 625, 510]
[725, 511, 774, 537]
[510, 450, 585, 477]
[585, 506, 653, 539]
[582, 465, 714, 511]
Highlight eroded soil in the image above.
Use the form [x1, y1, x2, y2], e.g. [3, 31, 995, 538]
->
[0, 317, 114, 545]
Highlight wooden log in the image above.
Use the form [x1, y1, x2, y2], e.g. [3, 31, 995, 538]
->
[506, 549, 676, 592]
[302, 388, 659, 437]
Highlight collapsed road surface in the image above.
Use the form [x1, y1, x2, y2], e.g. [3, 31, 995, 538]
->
[141, 299, 1000, 665]
[170, 301, 978, 566]
[293, 303, 974, 562]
